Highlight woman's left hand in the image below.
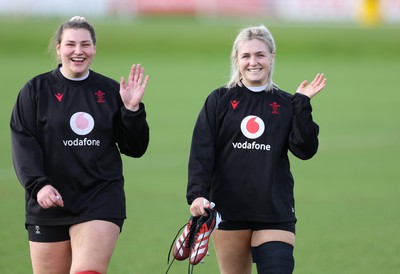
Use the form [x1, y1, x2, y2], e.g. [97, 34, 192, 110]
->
[296, 73, 327, 99]
[120, 64, 149, 111]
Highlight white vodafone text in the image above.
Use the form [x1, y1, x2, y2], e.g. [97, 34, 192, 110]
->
[232, 141, 271, 151]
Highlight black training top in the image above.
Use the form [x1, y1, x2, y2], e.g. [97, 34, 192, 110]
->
[11, 66, 149, 226]
[187, 85, 319, 223]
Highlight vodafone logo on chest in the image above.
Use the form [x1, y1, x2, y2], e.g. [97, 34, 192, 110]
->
[62, 112, 101, 147]
[70, 112, 94, 135]
[240, 115, 265, 139]
[232, 115, 271, 151]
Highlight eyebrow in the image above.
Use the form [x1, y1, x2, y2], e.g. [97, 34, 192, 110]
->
[240, 50, 267, 55]
[64, 40, 92, 43]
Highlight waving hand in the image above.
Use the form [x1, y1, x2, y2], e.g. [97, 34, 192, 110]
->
[296, 73, 327, 99]
[120, 64, 149, 111]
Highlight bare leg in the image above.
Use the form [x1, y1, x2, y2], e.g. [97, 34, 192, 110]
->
[212, 229, 253, 274]
[69, 220, 120, 274]
[251, 229, 295, 247]
[30, 241, 72, 274]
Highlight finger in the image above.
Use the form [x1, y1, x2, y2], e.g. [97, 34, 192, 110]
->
[200, 199, 210, 216]
[142, 75, 149, 88]
[42, 199, 53, 209]
[55, 200, 64, 207]
[37, 197, 49, 209]
[38, 201, 46, 209]
[137, 66, 144, 85]
[313, 73, 325, 86]
[49, 196, 60, 207]
[133, 64, 141, 83]
[317, 78, 327, 91]
[128, 64, 136, 84]
[311, 73, 322, 85]
[197, 206, 206, 216]
[309, 73, 319, 86]
[314, 74, 326, 88]
[298, 80, 308, 90]
[193, 206, 203, 216]
[190, 206, 200, 217]
[54, 194, 64, 207]
[120, 77, 126, 88]
[49, 196, 58, 204]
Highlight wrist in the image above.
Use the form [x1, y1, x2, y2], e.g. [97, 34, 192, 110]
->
[125, 105, 139, 112]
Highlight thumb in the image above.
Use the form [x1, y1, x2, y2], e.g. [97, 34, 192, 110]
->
[299, 80, 308, 88]
[297, 80, 308, 92]
[54, 191, 64, 206]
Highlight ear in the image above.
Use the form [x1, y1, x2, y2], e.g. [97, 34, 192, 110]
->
[56, 44, 61, 56]
[270, 51, 276, 65]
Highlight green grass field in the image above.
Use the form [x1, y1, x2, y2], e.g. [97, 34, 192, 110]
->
[1, 16, 399, 273]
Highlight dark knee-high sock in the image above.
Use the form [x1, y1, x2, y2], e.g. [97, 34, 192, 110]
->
[251, 241, 294, 274]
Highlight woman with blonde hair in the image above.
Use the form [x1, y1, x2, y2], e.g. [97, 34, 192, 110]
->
[186, 25, 326, 274]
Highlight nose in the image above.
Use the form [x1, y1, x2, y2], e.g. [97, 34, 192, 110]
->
[74, 45, 83, 54]
[249, 55, 258, 66]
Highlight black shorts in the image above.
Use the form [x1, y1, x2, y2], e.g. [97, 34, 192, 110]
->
[218, 220, 296, 234]
[27, 219, 124, 243]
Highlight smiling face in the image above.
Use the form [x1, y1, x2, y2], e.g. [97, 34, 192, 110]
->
[237, 38, 274, 87]
[56, 28, 96, 78]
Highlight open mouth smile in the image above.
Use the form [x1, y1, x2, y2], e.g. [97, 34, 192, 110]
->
[71, 57, 86, 63]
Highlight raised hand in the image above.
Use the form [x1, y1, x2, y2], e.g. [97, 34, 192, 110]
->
[296, 73, 327, 99]
[120, 64, 149, 111]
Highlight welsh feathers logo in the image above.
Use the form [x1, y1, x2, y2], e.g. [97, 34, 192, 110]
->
[240, 115, 265, 139]
[69, 112, 94, 135]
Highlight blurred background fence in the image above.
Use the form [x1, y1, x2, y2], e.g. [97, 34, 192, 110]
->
[1, 0, 399, 25]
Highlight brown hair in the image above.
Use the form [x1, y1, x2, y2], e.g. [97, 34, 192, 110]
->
[49, 16, 96, 62]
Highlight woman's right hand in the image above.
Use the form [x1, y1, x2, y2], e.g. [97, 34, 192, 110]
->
[190, 197, 213, 217]
[37, 185, 64, 209]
